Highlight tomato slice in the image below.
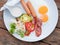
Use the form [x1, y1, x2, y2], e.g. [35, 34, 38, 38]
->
[25, 22, 35, 32]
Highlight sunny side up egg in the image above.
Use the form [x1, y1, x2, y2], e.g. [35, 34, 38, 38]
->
[39, 6, 48, 22]
[29, 0, 49, 22]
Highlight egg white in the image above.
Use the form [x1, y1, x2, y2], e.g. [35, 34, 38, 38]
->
[29, 0, 49, 19]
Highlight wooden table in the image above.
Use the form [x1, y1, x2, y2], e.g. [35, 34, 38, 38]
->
[0, 0, 60, 45]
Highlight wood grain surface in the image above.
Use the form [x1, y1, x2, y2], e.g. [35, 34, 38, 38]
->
[0, 0, 60, 45]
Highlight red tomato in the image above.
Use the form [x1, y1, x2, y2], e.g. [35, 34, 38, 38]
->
[25, 22, 35, 32]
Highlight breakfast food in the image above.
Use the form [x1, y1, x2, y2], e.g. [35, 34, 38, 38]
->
[25, 22, 35, 36]
[40, 14, 48, 22]
[9, 0, 49, 38]
[27, 1, 37, 17]
[38, 6, 48, 22]
[19, 14, 33, 23]
[9, 23, 16, 34]
[26, 1, 42, 37]
[38, 6, 48, 14]
[20, 0, 31, 15]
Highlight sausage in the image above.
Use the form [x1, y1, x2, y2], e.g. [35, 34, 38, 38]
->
[26, 1, 37, 17]
[20, 0, 31, 15]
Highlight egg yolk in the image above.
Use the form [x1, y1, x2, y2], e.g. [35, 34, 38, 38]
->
[40, 15, 48, 22]
[39, 6, 48, 14]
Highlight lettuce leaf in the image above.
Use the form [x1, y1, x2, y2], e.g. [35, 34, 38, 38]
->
[16, 30, 24, 38]
[9, 23, 16, 34]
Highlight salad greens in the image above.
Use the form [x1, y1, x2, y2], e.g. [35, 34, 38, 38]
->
[19, 14, 33, 23]
[10, 23, 16, 29]
[16, 29, 25, 38]
[9, 14, 33, 38]
[9, 23, 16, 34]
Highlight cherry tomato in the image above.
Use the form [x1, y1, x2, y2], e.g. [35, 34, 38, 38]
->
[25, 22, 35, 32]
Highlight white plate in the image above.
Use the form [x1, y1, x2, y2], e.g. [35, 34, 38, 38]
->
[3, 0, 58, 42]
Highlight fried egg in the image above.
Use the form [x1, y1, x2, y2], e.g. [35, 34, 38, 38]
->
[38, 6, 48, 14]
[29, 0, 49, 22]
